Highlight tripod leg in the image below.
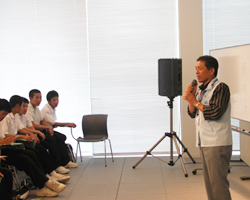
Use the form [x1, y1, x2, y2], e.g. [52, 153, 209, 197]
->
[174, 134, 196, 163]
[164, 132, 174, 166]
[169, 136, 174, 166]
[133, 134, 167, 169]
[173, 135, 188, 177]
[132, 153, 149, 169]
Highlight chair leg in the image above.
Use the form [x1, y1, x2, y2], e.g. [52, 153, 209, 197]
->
[75, 142, 79, 162]
[108, 139, 114, 162]
[104, 140, 107, 167]
[76, 142, 82, 162]
[79, 142, 82, 162]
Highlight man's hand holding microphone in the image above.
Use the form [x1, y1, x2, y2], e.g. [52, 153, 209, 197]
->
[183, 80, 201, 112]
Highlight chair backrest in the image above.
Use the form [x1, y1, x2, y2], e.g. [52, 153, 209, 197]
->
[82, 114, 108, 138]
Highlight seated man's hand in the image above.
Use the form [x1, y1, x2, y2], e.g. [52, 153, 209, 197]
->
[68, 123, 77, 128]
[0, 137, 15, 144]
[38, 132, 46, 141]
[48, 126, 54, 136]
[34, 134, 40, 144]
[22, 135, 33, 142]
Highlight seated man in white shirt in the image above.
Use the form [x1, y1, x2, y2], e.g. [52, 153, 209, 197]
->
[16, 97, 70, 183]
[41, 90, 78, 168]
[27, 89, 77, 171]
[0, 95, 34, 143]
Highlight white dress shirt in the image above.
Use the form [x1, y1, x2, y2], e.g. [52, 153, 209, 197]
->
[41, 103, 57, 126]
[0, 113, 18, 138]
[26, 103, 43, 124]
[15, 114, 33, 130]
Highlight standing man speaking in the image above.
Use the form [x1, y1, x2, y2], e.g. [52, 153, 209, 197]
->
[183, 55, 232, 200]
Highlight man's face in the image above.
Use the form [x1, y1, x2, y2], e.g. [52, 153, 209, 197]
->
[0, 110, 8, 121]
[16, 103, 24, 114]
[196, 60, 215, 85]
[30, 93, 42, 107]
[20, 103, 28, 115]
[49, 96, 59, 109]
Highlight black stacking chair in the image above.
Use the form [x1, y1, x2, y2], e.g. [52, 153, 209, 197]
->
[73, 114, 114, 167]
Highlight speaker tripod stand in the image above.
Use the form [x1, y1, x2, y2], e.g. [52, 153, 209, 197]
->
[132, 97, 196, 177]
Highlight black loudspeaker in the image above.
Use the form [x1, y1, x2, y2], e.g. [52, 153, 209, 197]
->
[158, 58, 182, 98]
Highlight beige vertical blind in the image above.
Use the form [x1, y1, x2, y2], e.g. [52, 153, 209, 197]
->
[87, 0, 179, 155]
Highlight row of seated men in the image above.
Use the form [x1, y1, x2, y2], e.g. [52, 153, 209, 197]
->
[0, 89, 78, 199]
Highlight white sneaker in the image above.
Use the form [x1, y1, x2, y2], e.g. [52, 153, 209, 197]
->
[45, 179, 66, 193]
[19, 189, 29, 199]
[36, 186, 58, 197]
[50, 170, 70, 183]
[65, 161, 78, 168]
[55, 166, 70, 174]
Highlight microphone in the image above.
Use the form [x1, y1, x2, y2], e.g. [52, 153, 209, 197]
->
[191, 79, 197, 93]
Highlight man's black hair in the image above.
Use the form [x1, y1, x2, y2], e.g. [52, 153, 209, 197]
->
[23, 97, 29, 104]
[0, 99, 12, 113]
[47, 90, 59, 101]
[197, 55, 219, 77]
[29, 89, 41, 98]
[9, 95, 23, 108]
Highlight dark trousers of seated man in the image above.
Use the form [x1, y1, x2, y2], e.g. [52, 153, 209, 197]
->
[25, 143, 58, 175]
[0, 167, 12, 200]
[1, 149, 48, 189]
[39, 130, 70, 167]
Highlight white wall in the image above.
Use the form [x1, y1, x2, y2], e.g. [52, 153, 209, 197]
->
[179, 0, 203, 158]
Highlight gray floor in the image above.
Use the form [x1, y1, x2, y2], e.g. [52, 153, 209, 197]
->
[25, 156, 250, 200]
